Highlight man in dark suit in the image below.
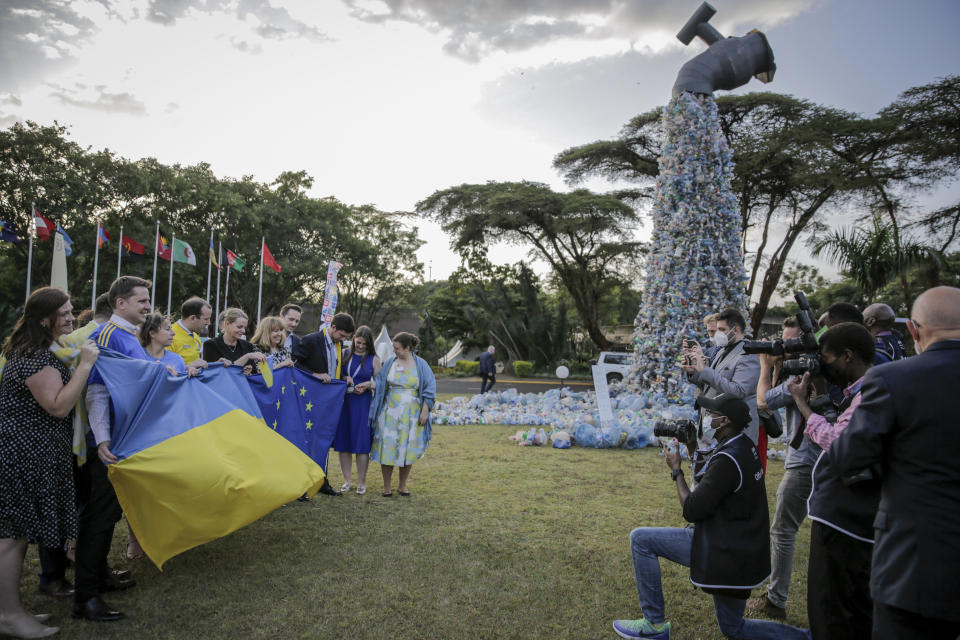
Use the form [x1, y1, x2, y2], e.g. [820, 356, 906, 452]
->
[293, 312, 355, 496]
[478, 345, 496, 393]
[280, 303, 302, 353]
[829, 286, 960, 640]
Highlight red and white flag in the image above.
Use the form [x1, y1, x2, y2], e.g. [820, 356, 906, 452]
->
[33, 207, 55, 241]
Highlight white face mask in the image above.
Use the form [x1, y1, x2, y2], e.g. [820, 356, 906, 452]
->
[712, 330, 730, 348]
[699, 413, 718, 448]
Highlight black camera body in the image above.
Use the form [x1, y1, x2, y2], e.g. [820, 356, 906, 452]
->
[743, 291, 822, 372]
[654, 419, 698, 450]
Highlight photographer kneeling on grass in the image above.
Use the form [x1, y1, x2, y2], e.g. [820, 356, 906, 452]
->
[612, 394, 810, 640]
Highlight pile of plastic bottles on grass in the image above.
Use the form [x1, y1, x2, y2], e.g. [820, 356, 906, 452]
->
[432, 384, 699, 450]
[433, 384, 792, 458]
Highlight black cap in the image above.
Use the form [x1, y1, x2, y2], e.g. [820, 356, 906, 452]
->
[696, 394, 750, 428]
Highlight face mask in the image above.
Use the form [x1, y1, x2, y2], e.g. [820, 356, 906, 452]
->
[699, 413, 718, 448]
[712, 330, 731, 348]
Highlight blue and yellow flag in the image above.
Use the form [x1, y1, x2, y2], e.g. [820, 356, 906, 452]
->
[247, 360, 345, 472]
[93, 350, 326, 569]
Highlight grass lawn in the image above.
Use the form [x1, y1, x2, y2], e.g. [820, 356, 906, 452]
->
[22, 415, 812, 639]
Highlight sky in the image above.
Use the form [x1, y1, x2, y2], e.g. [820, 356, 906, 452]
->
[2, 0, 958, 285]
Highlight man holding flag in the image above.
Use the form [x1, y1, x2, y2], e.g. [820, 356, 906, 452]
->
[75, 276, 153, 622]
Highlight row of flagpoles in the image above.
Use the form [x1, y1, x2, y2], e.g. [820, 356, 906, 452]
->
[2, 205, 283, 324]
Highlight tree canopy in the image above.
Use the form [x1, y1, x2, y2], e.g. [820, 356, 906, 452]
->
[0, 121, 423, 334]
[416, 181, 642, 350]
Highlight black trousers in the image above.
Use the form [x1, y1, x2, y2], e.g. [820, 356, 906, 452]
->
[480, 373, 496, 394]
[873, 601, 960, 640]
[807, 521, 873, 640]
[74, 456, 123, 603]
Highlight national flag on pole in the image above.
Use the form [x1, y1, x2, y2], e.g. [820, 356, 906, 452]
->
[210, 238, 220, 270]
[262, 242, 281, 273]
[158, 234, 172, 261]
[33, 209, 55, 241]
[97, 226, 110, 249]
[227, 250, 245, 272]
[0, 220, 20, 243]
[56, 224, 74, 256]
[172, 238, 196, 265]
[121, 234, 146, 258]
[90, 350, 326, 569]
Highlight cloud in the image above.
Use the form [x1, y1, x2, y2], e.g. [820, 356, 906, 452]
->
[48, 82, 148, 115]
[0, 1, 102, 93]
[341, 0, 820, 61]
[229, 36, 263, 54]
[146, 0, 330, 42]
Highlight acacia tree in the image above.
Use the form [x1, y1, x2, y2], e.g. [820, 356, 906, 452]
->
[416, 181, 641, 350]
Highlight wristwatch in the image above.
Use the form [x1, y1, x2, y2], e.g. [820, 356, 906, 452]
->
[671, 468, 684, 482]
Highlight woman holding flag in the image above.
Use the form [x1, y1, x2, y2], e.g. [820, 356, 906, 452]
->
[251, 316, 294, 368]
[202, 308, 265, 375]
[0, 287, 99, 639]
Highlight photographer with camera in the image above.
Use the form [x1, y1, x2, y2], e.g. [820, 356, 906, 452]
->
[747, 317, 822, 621]
[612, 394, 809, 640]
[827, 286, 960, 640]
[682, 309, 761, 448]
[787, 322, 877, 640]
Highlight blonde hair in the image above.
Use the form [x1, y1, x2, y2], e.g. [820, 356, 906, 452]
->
[220, 307, 248, 332]
[251, 316, 284, 351]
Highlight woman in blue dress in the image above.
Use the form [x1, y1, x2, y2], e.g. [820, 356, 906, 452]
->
[334, 326, 381, 496]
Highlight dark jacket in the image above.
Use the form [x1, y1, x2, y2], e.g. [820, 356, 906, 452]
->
[829, 339, 960, 622]
[685, 432, 770, 596]
[477, 350, 495, 375]
[293, 330, 338, 377]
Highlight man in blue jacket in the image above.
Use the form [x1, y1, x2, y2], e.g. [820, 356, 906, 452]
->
[828, 286, 960, 640]
[478, 345, 496, 394]
[612, 395, 809, 640]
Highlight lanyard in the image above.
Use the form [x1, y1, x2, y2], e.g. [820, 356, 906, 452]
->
[347, 354, 363, 380]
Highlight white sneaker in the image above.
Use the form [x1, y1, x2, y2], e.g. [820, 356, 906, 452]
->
[356, 486, 366, 495]
[340, 482, 352, 492]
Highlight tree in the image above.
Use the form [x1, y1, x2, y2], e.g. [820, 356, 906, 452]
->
[811, 213, 942, 300]
[417, 181, 641, 350]
[0, 121, 425, 336]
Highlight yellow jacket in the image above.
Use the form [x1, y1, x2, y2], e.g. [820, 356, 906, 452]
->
[170, 320, 202, 364]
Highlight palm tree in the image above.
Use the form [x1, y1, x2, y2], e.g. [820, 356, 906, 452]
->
[812, 214, 942, 303]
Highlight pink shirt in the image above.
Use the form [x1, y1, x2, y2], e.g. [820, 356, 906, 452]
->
[804, 376, 865, 451]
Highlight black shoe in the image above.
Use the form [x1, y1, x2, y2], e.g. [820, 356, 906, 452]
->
[318, 480, 342, 496]
[101, 572, 136, 592]
[296, 494, 311, 502]
[38, 578, 74, 597]
[73, 596, 125, 622]
[109, 567, 132, 581]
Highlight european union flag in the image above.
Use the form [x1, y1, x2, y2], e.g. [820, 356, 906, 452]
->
[92, 350, 326, 569]
[247, 361, 346, 472]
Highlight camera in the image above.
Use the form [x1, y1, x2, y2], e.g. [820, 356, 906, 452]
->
[742, 291, 820, 356]
[781, 355, 821, 376]
[654, 419, 698, 450]
[789, 393, 838, 449]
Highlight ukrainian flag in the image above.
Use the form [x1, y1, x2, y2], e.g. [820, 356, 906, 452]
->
[93, 350, 325, 569]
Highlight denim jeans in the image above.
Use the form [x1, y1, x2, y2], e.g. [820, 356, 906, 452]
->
[629, 527, 810, 639]
[766, 466, 813, 608]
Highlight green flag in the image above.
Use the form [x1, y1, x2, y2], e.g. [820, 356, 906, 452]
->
[227, 250, 245, 272]
[172, 238, 197, 265]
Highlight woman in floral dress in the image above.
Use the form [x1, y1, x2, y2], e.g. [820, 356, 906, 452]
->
[368, 332, 436, 497]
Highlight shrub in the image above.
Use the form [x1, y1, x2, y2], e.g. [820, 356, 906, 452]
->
[513, 361, 534, 377]
[454, 360, 480, 375]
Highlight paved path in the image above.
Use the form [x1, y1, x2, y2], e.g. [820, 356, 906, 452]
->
[437, 375, 594, 396]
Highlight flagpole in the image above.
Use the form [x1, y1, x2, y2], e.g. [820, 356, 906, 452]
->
[214, 240, 222, 334]
[167, 232, 175, 314]
[151, 221, 159, 309]
[206, 228, 213, 302]
[256, 236, 264, 325]
[116, 223, 123, 279]
[224, 257, 230, 310]
[25, 202, 35, 304]
[91, 218, 101, 311]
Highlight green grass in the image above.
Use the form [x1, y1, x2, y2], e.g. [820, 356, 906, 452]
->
[22, 424, 811, 639]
